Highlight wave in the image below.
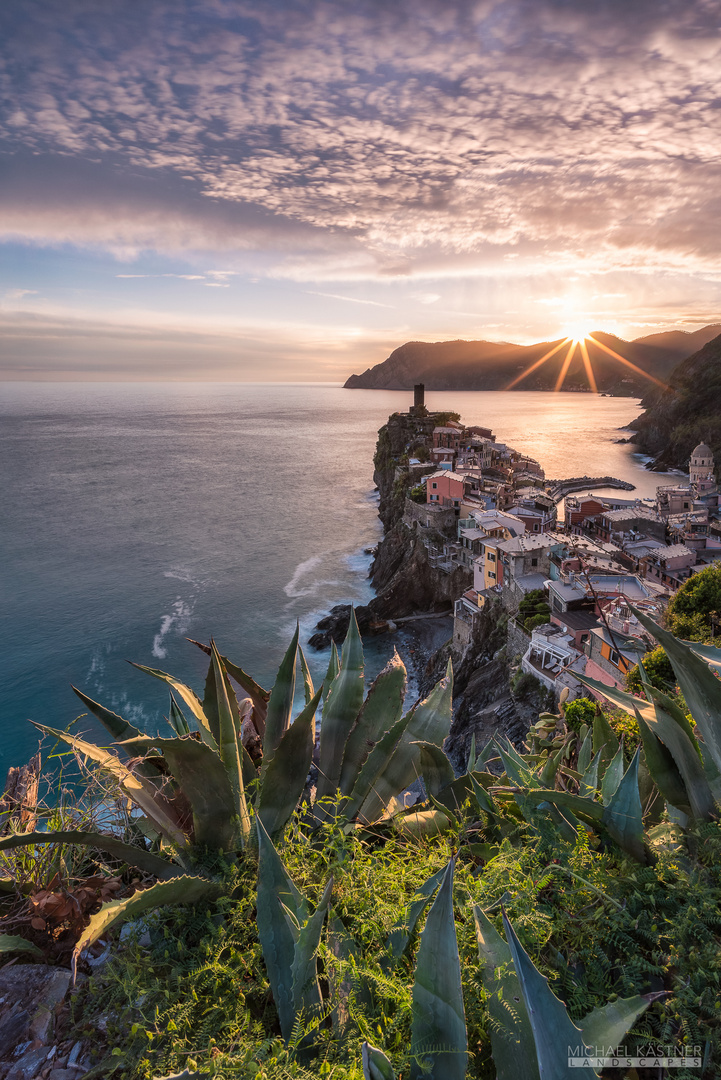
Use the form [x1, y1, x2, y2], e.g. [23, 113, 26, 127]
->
[152, 597, 194, 659]
[283, 555, 325, 598]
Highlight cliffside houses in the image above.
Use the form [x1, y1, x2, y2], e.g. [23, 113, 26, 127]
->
[392, 391, 721, 703]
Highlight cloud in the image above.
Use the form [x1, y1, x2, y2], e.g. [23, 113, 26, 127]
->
[4, 289, 38, 301]
[0, 0, 719, 287]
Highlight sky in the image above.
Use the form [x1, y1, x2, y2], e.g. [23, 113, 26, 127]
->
[2, 0, 721, 381]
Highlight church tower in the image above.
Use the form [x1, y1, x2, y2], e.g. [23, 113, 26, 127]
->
[689, 442, 715, 488]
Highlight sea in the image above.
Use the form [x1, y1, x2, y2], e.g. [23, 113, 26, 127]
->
[0, 383, 684, 777]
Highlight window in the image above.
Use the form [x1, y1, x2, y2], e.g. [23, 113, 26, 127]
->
[489, 571, 496, 579]
[533, 523, 539, 531]
[531, 557, 538, 567]
[430, 494, 438, 501]
[432, 482, 437, 489]
[609, 649, 620, 666]
[488, 553, 495, 562]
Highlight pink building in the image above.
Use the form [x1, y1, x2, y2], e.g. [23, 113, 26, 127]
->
[426, 470, 466, 509]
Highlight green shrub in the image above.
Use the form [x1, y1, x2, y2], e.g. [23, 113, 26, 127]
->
[563, 696, 596, 734]
[626, 645, 676, 695]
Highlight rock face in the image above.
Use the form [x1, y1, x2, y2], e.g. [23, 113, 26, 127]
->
[631, 332, 721, 469]
[343, 329, 717, 394]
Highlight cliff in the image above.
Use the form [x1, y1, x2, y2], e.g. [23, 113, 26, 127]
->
[344, 327, 721, 394]
[631, 332, 721, 469]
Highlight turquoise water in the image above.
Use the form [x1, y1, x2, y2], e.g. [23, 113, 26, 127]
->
[0, 384, 678, 775]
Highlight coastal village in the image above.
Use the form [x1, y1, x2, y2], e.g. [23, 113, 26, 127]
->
[381, 384, 721, 706]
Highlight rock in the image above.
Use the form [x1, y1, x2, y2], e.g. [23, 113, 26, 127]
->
[66, 1042, 83, 1068]
[0, 966, 72, 1057]
[28, 970, 72, 1042]
[308, 604, 373, 649]
[6, 1045, 50, 1080]
[0, 1007, 30, 1058]
[48, 1071, 84, 1080]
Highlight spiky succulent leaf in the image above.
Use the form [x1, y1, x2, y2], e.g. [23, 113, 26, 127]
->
[257, 687, 321, 837]
[0, 829, 180, 879]
[322, 641, 340, 704]
[601, 747, 646, 862]
[632, 706, 691, 815]
[469, 772, 496, 816]
[577, 731, 592, 775]
[592, 709, 618, 776]
[579, 674, 715, 820]
[358, 661, 453, 824]
[317, 609, 365, 799]
[362, 1043, 396, 1080]
[256, 819, 307, 1041]
[209, 641, 250, 841]
[386, 865, 446, 960]
[395, 808, 453, 838]
[71, 685, 146, 743]
[298, 643, 315, 707]
[117, 734, 237, 851]
[338, 650, 406, 796]
[129, 662, 218, 751]
[417, 741, 455, 798]
[188, 637, 269, 735]
[632, 606, 721, 776]
[32, 723, 189, 849]
[342, 708, 415, 821]
[600, 743, 625, 806]
[580, 993, 658, 1052]
[518, 788, 603, 822]
[167, 693, 190, 737]
[538, 748, 563, 788]
[473, 906, 540, 1080]
[580, 749, 602, 798]
[290, 875, 333, 1019]
[0, 934, 44, 957]
[410, 858, 466, 1080]
[72, 875, 220, 981]
[502, 908, 597, 1080]
[263, 624, 299, 763]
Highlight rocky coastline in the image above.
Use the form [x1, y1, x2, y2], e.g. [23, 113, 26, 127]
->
[310, 408, 551, 765]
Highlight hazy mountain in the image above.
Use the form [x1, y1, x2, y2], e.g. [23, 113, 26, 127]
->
[631, 331, 721, 469]
[344, 326, 721, 395]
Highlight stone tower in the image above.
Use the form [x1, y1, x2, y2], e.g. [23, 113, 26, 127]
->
[689, 442, 715, 486]
[409, 383, 427, 416]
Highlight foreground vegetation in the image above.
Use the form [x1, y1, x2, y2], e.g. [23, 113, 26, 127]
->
[2, 605, 721, 1078]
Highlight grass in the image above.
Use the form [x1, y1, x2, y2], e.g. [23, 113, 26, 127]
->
[63, 803, 721, 1079]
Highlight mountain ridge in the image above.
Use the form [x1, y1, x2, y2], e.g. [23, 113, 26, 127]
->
[344, 324, 721, 395]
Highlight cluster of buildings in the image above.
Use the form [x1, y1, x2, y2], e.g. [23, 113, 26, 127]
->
[399, 386, 721, 702]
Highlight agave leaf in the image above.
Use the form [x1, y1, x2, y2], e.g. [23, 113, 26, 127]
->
[502, 908, 597, 1080]
[188, 637, 269, 735]
[538, 747, 563, 788]
[410, 859, 466, 1080]
[473, 906, 540, 1080]
[474, 739, 496, 771]
[417, 742, 455, 798]
[264, 624, 300, 763]
[338, 650, 406, 796]
[632, 706, 691, 816]
[577, 730, 592, 775]
[358, 661, 453, 824]
[0, 829, 180, 879]
[386, 865, 446, 960]
[290, 875, 333, 1018]
[129, 662, 218, 751]
[395, 808, 453, 838]
[0, 934, 44, 957]
[362, 1043, 396, 1080]
[257, 687, 322, 837]
[580, 993, 659, 1051]
[167, 693, 190, 737]
[592, 708, 619, 776]
[201, 649, 242, 748]
[602, 748, 646, 862]
[580, 674, 715, 820]
[256, 819, 308, 1041]
[32, 723, 189, 849]
[682, 638, 721, 672]
[469, 772, 496, 816]
[117, 735, 237, 851]
[211, 642, 250, 841]
[468, 733, 476, 773]
[317, 609, 365, 800]
[630, 607, 721, 776]
[580, 749, 602, 798]
[517, 788, 604, 822]
[71, 875, 220, 981]
[322, 642, 340, 704]
[71, 686, 146, 743]
[536, 800, 580, 843]
[600, 743, 625, 806]
[496, 740, 535, 787]
[343, 708, 416, 821]
[298, 644, 315, 707]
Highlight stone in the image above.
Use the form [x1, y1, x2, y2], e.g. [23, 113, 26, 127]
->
[28, 970, 72, 1043]
[5, 1045, 50, 1080]
[48, 1071, 83, 1080]
[66, 1042, 83, 1068]
[0, 1007, 30, 1058]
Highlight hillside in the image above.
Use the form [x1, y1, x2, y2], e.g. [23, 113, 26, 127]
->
[344, 325, 721, 395]
[631, 331, 721, 469]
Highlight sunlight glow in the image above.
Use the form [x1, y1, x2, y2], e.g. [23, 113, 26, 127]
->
[560, 320, 595, 344]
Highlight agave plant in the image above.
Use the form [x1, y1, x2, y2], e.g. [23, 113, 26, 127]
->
[0, 611, 457, 970]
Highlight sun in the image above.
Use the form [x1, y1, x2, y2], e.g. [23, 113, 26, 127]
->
[559, 317, 595, 344]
